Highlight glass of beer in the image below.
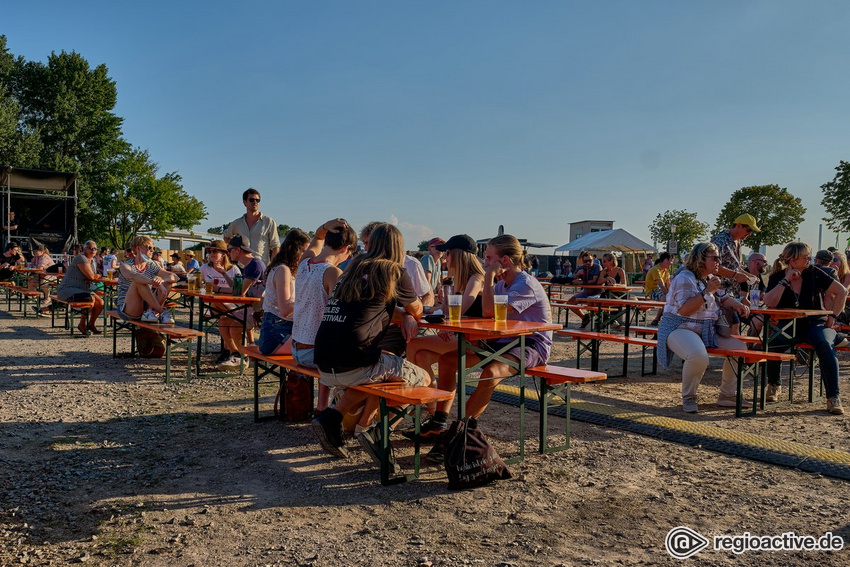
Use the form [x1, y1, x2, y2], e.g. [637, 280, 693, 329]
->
[448, 294, 463, 322]
[494, 295, 509, 322]
[204, 279, 213, 295]
[107, 269, 114, 279]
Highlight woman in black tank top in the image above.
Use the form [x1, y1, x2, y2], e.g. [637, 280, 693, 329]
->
[407, 235, 485, 382]
[601, 252, 627, 286]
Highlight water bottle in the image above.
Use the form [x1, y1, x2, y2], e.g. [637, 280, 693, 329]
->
[749, 286, 760, 308]
[233, 274, 244, 296]
[441, 275, 454, 310]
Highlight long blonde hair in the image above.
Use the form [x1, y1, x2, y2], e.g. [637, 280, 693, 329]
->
[770, 242, 811, 276]
[833, 252, 849, 281]
[334, 223, 404, 303]
[448, 247, 484, 293]
[488, 235, 528, 269]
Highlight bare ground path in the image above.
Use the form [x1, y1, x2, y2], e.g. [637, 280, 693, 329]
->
[1, 311, 849, 566]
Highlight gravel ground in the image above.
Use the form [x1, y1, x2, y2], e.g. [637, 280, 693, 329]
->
[1, 307, 849, 566]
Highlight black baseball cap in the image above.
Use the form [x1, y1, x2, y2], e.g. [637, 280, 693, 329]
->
[436, 234, 477, 254]
[815, 250, 833, 263]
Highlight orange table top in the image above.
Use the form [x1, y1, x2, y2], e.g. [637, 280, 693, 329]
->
[581, 297, 665, 308]
[418, 317, 561, 337]
[751, 307, 831, 318]
[177, 289, 261, 303]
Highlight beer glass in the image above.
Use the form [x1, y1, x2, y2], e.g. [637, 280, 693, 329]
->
[494, 295, 509, 322]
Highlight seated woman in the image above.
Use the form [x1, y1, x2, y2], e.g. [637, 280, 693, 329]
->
[167, 253, 187, 275]
[310, 223, 430, 463]
[56, 240, 105, 334]
[116, 235, 179, 327]
[418, 235, 552, 453]
[291, 218, 357, 413]
[656, 243, 749, 413]
[405, 233, 484, 437]
[198, 240, 244, 370]
[28, 244, 55, 317]
[762, 242, 846, 414]
[600, 252, 627, 287]
[258, 229, 310, 355]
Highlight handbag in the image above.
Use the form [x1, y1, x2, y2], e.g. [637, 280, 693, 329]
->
[442, 417, 512, 490]
[136, 328, 166, 358]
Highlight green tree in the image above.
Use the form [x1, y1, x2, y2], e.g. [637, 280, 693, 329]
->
[92, 148, 206, 249]
[0, 37, 41, 166]
[207, 223, 230, 235]
[821, 161, 850, 233]
[714, 185, 805, 250]
[648, 210, 709, 256]
[417, 240, 429, 252]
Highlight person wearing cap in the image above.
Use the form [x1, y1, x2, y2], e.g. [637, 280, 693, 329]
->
[422, 237, 445, 295]
[198, 239, 244, 369]
[223, 188, 280, 264]
[404, 234, 485, 441]
[228, 234, 267, 339]
[710, 213, 762, 299]
[150, 249, 165, 270]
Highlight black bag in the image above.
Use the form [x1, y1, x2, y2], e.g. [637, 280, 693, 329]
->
[442, 417, 512, 490]
[274, 372, 313, 422]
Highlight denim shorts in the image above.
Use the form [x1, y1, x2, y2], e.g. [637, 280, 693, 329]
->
[259, 312, 293, 355]
[292, 345, 316, 368]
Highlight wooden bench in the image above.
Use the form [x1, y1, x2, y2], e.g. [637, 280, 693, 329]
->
[558, 329, 658, 377]
[559, 329, 796, 417]
[350, 381, 454, 485]
[107, 310, 204, 382]
[6, 285, 43, 316]
[236, 345, 321, 423]
[525, 365, 607, 454]
[50, 294, 95, 336]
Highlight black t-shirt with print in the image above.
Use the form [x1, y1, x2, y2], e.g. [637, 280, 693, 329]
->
[314, 269, 416, 372]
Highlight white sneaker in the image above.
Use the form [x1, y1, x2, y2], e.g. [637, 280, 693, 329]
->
[159, 310, 174, 325]
[217, 355, 242, 371]
[141, 309, 159, 323]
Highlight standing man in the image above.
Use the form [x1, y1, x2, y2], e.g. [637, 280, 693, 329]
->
[223, 188, 280, 264]
[710, 213, 761, 298]
[421, 237, 444, 296]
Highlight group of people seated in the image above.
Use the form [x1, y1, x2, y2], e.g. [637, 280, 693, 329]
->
[652, 213, 848, 416]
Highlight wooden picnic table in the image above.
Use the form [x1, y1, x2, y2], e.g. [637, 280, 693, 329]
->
[418, 317, 560, 463]
[176, 289, 262, 377]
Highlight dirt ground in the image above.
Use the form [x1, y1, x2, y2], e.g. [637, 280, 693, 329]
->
[1, 307, 849, 566]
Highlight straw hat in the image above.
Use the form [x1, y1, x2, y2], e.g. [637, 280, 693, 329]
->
[204, 239, 227, 252]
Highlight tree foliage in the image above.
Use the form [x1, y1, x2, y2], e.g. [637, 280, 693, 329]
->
[0, 35, 207, 242]
[417, 240, 429, 251]
[821, 161, 850, 233]
[207, 223, 229, 235]
[648, 210, 709, 256]
[92, 148, 206, 249]
[714, 185, 805, 250]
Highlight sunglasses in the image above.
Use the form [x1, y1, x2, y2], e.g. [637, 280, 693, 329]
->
[741, 225, 752, 233]
[707, 255, 721, 261]
[143, 245, 154, 251]
[86, 246, 98, 251]
[583, 260, 593, 264]
[247, 197, 261, 203]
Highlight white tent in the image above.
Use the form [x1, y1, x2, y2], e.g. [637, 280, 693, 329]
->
[555, 228, 656, 255]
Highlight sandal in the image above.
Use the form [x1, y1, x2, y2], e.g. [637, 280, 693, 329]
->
[88, 323, 103, 335]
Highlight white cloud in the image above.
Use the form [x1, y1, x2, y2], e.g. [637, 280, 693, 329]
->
[389, 214, 434, 250]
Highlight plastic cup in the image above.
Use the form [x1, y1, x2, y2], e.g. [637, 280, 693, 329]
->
[494, 295, 509, 322]
[448, 294, 463, 322]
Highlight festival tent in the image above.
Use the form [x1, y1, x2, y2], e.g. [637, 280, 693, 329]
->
[554, 228, 656, 255]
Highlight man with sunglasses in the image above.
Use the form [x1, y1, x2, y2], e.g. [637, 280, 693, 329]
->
[710, 213, 761, 300]
[223, 188, 280, 264]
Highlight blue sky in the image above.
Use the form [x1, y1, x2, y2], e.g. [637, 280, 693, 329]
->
[5, 1, 849, 255]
